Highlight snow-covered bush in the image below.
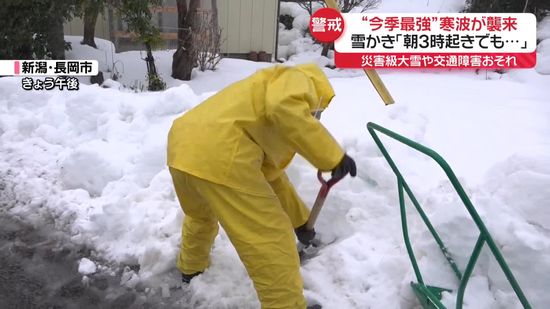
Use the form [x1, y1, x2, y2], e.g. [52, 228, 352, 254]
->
[277, 2, 324, 61]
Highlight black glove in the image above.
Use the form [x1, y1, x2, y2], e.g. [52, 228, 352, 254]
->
[295, 223, 316, 245]
[331, 154, 357, 179]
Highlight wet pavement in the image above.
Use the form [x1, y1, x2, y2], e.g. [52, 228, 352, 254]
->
[0, 215, 189, 309]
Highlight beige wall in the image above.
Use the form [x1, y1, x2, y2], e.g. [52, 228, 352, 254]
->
[217, 0, 278, 55]
[63, 14, 110, 41]
[63, 0, 278, 56]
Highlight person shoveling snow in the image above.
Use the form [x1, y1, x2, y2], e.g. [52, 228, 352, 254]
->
[167, 63, 356, 309]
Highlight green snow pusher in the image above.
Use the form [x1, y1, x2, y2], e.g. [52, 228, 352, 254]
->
[366, 122, 532, 309]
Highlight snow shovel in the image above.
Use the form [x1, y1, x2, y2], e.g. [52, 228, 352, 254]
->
[297, 170, 343, 260]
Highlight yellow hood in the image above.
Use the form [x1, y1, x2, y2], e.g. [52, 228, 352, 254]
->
[294, 63, 335, 110]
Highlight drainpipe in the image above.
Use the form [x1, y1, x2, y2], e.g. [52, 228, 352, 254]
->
[274, 0, 281, 62]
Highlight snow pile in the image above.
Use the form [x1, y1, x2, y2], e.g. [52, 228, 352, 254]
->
[539, 16, 550, 41]
[277, 2, 353, 64]
[65, 36, 274, 95]
[60, 146, 123, 196]
[277, 2, 332, 66]
[536, 17, 550, 74]
[65, 36, 116, 73]
[0, 78, 204, 282]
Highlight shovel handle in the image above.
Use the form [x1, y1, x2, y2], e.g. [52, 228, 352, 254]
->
[305, 170, 343, 230]
[317, 170, 343, 196]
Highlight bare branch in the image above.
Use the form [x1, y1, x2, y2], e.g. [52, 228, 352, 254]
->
[361, 0, 381, 12]
[193, 10, 224, 71]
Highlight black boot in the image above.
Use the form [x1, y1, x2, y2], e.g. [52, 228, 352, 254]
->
[181, 271, 202, 283]
[307, 305, 322, 309]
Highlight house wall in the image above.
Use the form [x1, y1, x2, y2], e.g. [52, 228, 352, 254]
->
[217, 0, 278, 56]
[63, 0, 278, 58]
[63, 13, 110, 41]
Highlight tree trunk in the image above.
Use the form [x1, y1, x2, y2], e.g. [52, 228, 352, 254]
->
[172, 0, 200, 80]
[47, 16, 66, 60]
[82, 3, 99, 48]
[145, 42, 157, 76]
[321, 43, 332, 57]
[211, 0, 219, 43]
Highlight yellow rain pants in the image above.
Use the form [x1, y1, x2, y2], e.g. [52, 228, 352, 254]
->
[167, 63, 345, 309]
[170, 167, 307, 308]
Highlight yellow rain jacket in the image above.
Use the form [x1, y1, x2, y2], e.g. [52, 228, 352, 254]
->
[167, 63, 345, 197]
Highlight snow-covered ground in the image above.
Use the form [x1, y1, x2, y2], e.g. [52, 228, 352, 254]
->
[2, 2, 550, 308]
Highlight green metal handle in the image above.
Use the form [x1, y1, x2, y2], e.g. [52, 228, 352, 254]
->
[366, 122, 532, 309]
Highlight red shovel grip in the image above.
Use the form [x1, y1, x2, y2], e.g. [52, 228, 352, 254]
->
[316, 170, 343, 198]
[305, 170, 344, 230]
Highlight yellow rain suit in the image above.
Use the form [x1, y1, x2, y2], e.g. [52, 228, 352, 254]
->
[167, 63, 345, 309]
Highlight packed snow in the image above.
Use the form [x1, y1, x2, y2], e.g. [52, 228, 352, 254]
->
[78, 258, 98, 275]
[1, 3, 550, 309]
